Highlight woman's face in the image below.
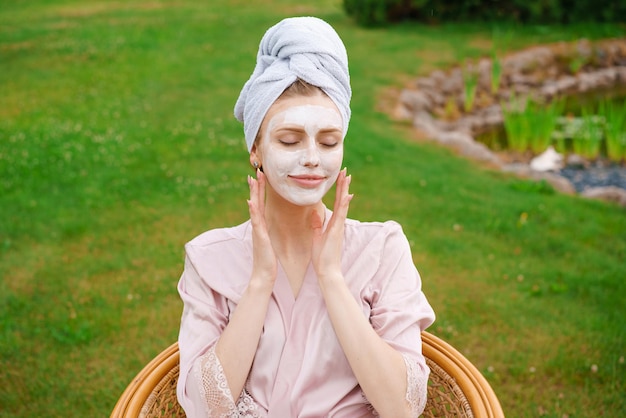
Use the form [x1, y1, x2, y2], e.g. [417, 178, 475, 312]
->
[253, 93, 344, 206]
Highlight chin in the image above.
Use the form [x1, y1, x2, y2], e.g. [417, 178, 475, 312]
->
[285, 195, 325, 207]
[280, 188, 329, 207]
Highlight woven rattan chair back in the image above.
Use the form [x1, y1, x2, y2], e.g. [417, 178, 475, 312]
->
[111, 331, 503, 417]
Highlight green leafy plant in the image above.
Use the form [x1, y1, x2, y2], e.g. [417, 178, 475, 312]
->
[600, 99, 626, 162]
[502, 95, 563, 154]
[569, 55, 587, 74]
[502, 95, 530, 152]
[463, 66, 479, 113]
[572, 107, 604, 159]
[491, 53, 503, 95]
[489, 27, 511, 95]
[526, 99, 564, 154]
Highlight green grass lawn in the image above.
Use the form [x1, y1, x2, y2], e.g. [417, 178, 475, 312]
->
[1, 1, 624, 416]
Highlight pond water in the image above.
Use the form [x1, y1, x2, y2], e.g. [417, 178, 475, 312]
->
[559, 161, 626, 192]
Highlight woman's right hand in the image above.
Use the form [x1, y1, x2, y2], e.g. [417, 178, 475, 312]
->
[247, 170, 278, 291]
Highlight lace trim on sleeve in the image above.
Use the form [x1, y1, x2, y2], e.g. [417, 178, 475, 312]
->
[361, 355, 428, 417]
[404, 354, 429, 417]
[193, 344, 263, 418]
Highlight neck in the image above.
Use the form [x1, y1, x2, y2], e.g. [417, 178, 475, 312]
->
[264, 184, 326, 255]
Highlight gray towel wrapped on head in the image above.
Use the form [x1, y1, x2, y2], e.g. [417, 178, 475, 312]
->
[234, 16, 352, 152]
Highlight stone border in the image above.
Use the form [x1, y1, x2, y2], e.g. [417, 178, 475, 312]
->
[393, 38, 626, 207]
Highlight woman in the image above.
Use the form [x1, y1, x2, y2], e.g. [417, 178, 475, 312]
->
[177, 17, 435, 417]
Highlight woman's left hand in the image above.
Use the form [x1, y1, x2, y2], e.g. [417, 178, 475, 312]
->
[311, 168, 353, 282]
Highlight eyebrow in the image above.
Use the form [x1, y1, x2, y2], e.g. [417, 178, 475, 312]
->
[274, 126, 342, 133]
[317, 127, 343, 134]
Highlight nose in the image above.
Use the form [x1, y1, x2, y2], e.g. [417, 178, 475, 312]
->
[301, 139, 320, 167]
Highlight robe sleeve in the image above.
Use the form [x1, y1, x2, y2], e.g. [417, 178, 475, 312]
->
[176, 253, 262, 417]
[367, 222, 436, 416]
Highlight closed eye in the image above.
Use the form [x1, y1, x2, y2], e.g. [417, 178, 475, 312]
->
[318, 133, 342, 148]
[278, 139, 299, 146]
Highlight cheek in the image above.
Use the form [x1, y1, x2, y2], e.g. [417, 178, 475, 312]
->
[320, 148, 344, 173]
[263, 147, 299, 177]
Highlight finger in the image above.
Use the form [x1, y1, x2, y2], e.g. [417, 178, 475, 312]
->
[247, 176, 260, 225]
[248, 174, 267, 229]
[257, 169, 266, 215]
[331, 169, 347, 214]
[337, 168, 348, 200]
[334, 172, 352, 220]
[325, 174, 351, 241]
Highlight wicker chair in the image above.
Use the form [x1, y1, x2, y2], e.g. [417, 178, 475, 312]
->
[111, 331, 504, 417]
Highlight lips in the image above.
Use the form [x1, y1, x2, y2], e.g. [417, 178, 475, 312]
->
[289, 174, 327, 188]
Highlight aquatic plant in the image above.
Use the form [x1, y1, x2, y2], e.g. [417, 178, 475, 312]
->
[600, 100, 626, 162]
[527, 99, 564, 154]
[463, 66, 479, 113]
[572, 108, 604, 159]
[501, 96, 563, 154]
[490, 27, 512, 95]
[491, 52, 502, 95]
[501, 95, 529, 152]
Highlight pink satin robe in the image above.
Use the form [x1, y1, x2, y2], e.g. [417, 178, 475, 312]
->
[177, 210, 435, 417]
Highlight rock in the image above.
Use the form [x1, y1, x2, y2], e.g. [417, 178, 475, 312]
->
[480, 105, 503, 129]
[577, 71, 597, 92]
[576, 39, 593, 60]
[566, 154, 589, 169]
[541, 76, 578, 98]
[503, 46, 554, 75]
[556, 75, 579, 91]
[509, 73, 540, 87]
[449, 115, 479, 136]
[477, 58, 492, 91]
[412, 111, 440, 138]
[581, 186, 626, 207]
[441, 68, 463, 94]
[437, 132, 502, 167]
[392, 103, 413, 120]
[615, 66, 626, 82]
[502, 163, 531, 175]
[596, 67, 618, 85]
[415, 77, 437, 90]
[423, 88, 446, 107]
[576, 69, 617, 92]
[512, 83, 531, 96]
[436, 131, 473, 146]
[530, 146, 564, 172]
[430, 70, 447, 85]
[400, 89, 433, 113]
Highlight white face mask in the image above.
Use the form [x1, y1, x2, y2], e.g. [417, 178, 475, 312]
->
[258, 97, 344, 206]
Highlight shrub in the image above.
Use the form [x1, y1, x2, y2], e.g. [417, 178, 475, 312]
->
[343, 0, 626, 25]
[343, 0, 418, 26]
